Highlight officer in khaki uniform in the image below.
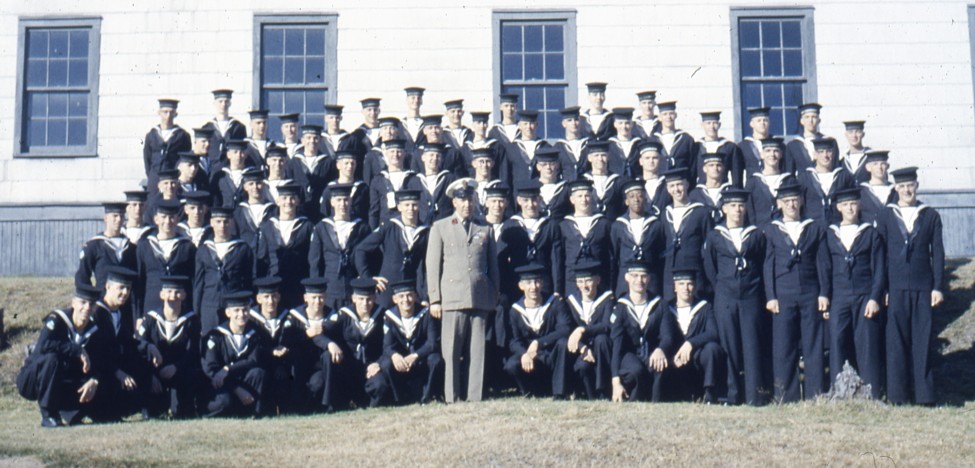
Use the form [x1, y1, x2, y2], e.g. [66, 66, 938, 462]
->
[426, 178, 500, 402]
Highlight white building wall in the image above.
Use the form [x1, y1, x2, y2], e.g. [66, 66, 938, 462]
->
[0, 0, 972, 204]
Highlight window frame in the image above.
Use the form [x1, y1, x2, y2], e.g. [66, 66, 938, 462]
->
[14, 16, 102, 158]
[252, 13, 339, 136]
[730, 7, 817, 140]
[968, 5, 975, 132]
[492, 9, 578, 140]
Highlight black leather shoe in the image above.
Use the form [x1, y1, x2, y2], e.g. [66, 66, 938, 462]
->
[41, 416, 61, 428]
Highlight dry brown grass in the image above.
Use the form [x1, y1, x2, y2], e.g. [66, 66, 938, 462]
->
[0, 263, 973, 466]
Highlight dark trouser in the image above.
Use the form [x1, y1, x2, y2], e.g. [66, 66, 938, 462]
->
[306, 350, 353, 411]
[265, 360, 297, 414]
[571, 334, 612, 400]
[886, 290, 935, 405]
[670, 342, 725, 401]
[485, 306, 514, 396]
[16, 353, 94, 424]
[146, 366, 203, 418]
[772, 295, 826, 402]
[829, 293, 885, 399]
[376, 353, 444, 405]
[714, 295, 771, 406]
[617, 352, 667, 402]
[503, 338, 570, 398]
[204, 368, 266, 417]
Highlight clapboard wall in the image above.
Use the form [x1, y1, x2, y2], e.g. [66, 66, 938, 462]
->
[0, 0, 974, 205]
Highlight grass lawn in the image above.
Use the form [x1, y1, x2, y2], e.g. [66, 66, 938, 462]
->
[0, 260, 973, 466]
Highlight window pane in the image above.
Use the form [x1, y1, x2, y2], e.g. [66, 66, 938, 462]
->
[524, 53, 543, 80]
[67, 118, 87, 145]
[50, 30, 69, 58]
[524, 86, 544, 110]
[29, 118, 47, 147]
[769, 108, 785, 137]
[762, 50, 782, 77]
[70, 30, 89, 58]
[762, 83, 783, 107]
[285, 28, 304, 55]
[69, 92, 87, 116]
[502, 54, 522, 81]
[47, 119, 67, 146]
[29, 93, 48, 118]
[760, 21, 780, 48]
[284, 91, 303, 111]
[544, 25, 563, 52]
[545, 54, 564, 80]
[264, 90, 284, 113]
[28, 30, 48, 58]
[782, 20, 802, 48]
[740, 21, 760, 48]
[784, 109, 799, 135]
[546, 86, 565, 109]
[742, 83, 762, 109]
[49, 92, 68, 117]
[741, 50, 761, 77]
[263, 57, 283, 84]
[502, 25, 522, 52]
[305, 57, 325, 84]
[68, 58, 87, 86]
[524, 25, 543, 52]
[783, 83, 804, 108]
[306, 27, 325, 56]
[783, 50, 802, 76]
[48, 59, 68, 87]
[26, 59, 47, 87]
[284, 57, 304, 84]
[264, 28, 283, 56]
[544, 110, 562, 140]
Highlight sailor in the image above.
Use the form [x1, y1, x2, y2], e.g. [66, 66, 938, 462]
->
[193, 207, 254, 334]
[376, 279, 443, 405]
[201, 291, 268, 417]
[564, 261, 616, 400]
[76, 201, 138, 288]
[308, 183, 372, 310]
[255, 183, 314, 310]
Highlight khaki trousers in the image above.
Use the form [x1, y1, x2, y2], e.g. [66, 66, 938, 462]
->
[441, 309, 488, 403]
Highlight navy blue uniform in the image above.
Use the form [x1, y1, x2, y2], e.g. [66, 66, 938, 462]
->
[703, 224, 770, 405]
[565, 291, 615, 399]
[75, 235, 138, 288]
[136, 310, 202, 418]
[16, 308, 113, 425]
[93, 299, 148, 420]
[504, 296, 573, 398]
[288, 153, 336, 221]
[200, 119, 247, 168]
[368, 170, 424, 229]
[661, 204, 713, 300]
[503, 139, 550, 186]
[248, 309, 295, 413]
[193, 240, 254, 333]
[354, 219, 430, 307]
[143, 126, 192, 182]
[561, 215, 614, 296]
[585, 173, 625, 220]
[763, 219, 831, 402]
[737, 137, 764, 176]
[668, 300, 725, 401]
[654, 130, 697, 175]
[499, 216, 564, 298]
[859, 183, 897, 225]
[798, 168, 856, 224]
[256, 217, 314, 310]
[201, 323, 267, 417]
[135, 235, 196, 318]
[609, 296, 679, 401]
[233, 201, 276, 253]
[876, 203, 944, 405]
[553, 138, 590, 182]
[376, 307, 442, 405]
[324, 307, 386, 408]
[745, 173, 796, 227]
[610, 215, 665, 298]
[695, 139, 745, 188]
[308, 218, 372, 310]
[320, 180, 370, 221]
[825, 223, 886, 399]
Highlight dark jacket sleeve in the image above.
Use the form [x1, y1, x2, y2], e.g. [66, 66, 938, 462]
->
[609, 305, 626, 378]
[931, 211, 945, 292]
[537, 300, 572, 348]
[763, 227, 777, 301]
[815, 226, 831, 298]
[354, 227, 383, 278]
[414, 316, 440, 359]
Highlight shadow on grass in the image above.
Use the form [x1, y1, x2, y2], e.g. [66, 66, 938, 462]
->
[933, 258, 975, 405]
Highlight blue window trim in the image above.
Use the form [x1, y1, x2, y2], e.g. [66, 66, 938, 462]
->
[14, 16, 101, 158]
[730, 7, 816, 141]
[492, 9, 577, 140]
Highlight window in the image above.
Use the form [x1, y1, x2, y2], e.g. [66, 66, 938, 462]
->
[253, 14, 337, 142]
[493, 10, 577, 140]
[731, 8, 816, 140]
[14, 17, 101, 157]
